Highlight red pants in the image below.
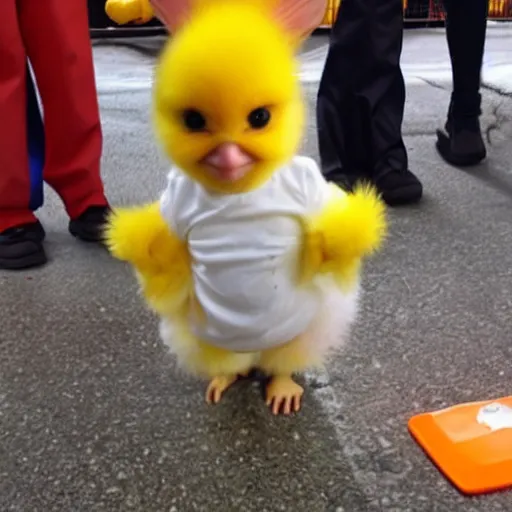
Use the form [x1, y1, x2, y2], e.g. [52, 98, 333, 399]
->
[0, 0, 107, 232]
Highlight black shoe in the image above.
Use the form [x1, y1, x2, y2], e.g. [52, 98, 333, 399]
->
[69, 205, 111, 242]
[436, 117, 487, 167]
[324, 170, 359, 193]
[327, 169, 422, 207]
[374, 169, 423, 206]
[0, 221, 47, 270]
[436, 90, 486, 168]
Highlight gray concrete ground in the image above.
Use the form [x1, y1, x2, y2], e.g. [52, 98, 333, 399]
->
[1, 25, 512, 512]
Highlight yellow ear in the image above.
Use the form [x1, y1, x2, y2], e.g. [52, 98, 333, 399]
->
[150, 0, 326, 42]
[149, 0, 195, 31]
[272, 0, 328, 46]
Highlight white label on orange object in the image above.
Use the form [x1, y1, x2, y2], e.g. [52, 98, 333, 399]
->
[477, 402, 512, 431]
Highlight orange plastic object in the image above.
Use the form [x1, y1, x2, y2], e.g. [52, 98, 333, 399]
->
[408, 396, 512, 495]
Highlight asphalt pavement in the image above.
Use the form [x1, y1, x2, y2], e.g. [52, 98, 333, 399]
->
[1, 24, 511, 512]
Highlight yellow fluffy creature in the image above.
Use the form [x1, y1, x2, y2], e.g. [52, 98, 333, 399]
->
[105, 0, 387, 415]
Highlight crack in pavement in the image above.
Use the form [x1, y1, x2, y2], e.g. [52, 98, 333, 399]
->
[416, 77, 450, 91]
[482, 82, 512, 98]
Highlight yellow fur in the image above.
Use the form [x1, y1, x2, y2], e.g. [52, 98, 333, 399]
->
[152, 1, 304, 194]
[259, 332, 324, 377]
[302, 183, 387, 289]
[166, 309, 259, 378]
[164, 307, 322, 379]
[105, 204, 192, 316]
[105, 0, 382, 408]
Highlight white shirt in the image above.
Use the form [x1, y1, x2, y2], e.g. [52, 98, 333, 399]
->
[160, 156, 335, 352]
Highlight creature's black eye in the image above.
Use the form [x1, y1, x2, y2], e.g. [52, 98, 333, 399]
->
[182, 109, 206, 132]
[248, 107, 271, 129]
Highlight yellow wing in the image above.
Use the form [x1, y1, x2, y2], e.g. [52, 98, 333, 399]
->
[105, 202, 192, 316]
[301, 183, 387, 289]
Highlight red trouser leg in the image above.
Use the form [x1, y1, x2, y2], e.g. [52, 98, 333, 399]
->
[19, 0, 108, 220]
[0, 1, 38, 232]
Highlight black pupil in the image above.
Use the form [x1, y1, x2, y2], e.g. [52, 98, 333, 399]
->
[183, 109, 206, 131]
[248, 108, 271, 129]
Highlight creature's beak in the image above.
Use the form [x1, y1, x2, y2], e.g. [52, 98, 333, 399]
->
[202, 142, 255, 181]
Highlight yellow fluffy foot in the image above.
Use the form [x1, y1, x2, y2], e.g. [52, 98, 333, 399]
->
[266, 376, 304, 415]
[205, 375, 238, 405]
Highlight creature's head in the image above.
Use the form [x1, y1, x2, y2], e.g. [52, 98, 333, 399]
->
[151, 0, 326, 194]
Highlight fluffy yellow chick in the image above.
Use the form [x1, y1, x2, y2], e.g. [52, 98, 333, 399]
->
[105, 0, 387, 415]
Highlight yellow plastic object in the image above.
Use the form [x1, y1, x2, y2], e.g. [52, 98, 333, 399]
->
[321, 0, 339, 26]
[408, 396, 512, 495]
[105, 0, 154, 25]
[489, 0, 506, 16]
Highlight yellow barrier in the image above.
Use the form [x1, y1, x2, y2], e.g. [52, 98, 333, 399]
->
[489, 0, 507, 16]
[320, 0, 510, 27]
[104, 0, 511, 28]
[321, 0, 336, 26]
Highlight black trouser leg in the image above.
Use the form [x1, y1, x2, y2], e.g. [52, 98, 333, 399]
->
[442, 0, 488, 122]
[435, 0, 488, 166]
[316, 0, 368, 180]
[316, 0, 407, 182]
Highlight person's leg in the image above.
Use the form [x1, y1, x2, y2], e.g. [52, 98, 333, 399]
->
[316, 0, 371, 188]
[436, 0, 488, 166]
[366, 0, 407, 178]
[363, 0, 421, 205]
[26, 64, 45, 212]
[316, 0, 422, 206]
[0, 0, 47, 270]
[19, 0, 110, 241]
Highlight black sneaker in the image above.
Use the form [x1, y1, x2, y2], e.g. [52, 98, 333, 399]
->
[326, 169, 423, 207]
[436, 117, 487, 167]
[324, 170, 359, 193]
[374, 169, 423, 207]
[69, 205, 111, 242]
[0, 221, 47, 270]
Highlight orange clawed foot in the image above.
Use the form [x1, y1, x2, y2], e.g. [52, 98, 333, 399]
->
[205, 370, 252, 405]
[266, 376, 304, 415]
[205, 375, 238, 404]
